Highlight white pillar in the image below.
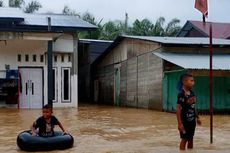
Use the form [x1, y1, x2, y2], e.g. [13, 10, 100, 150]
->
[71, 33, 78, 107]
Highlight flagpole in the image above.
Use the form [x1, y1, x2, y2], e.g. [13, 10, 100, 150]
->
[203, 15, 206, 23]
[195, 0, 213, 144]
[209, 23, 213, 144]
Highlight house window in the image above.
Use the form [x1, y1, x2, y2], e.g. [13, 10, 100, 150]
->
[17, 54, 21, 62]
[33, 55, 36, 62]
[61, 55, 64, 62]
[54, 55, 58, 62]
[61, 68, 71, 102]
[40, 55, 44, 62]
[68, 54, 71, 62]
[52, 68, 58, 102]
[25, 54, 29, 62]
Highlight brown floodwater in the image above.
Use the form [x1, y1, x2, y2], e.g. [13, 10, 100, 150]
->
[0, 104, 230, 153]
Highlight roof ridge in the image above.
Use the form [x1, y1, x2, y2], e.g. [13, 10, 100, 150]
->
[189, 20, 230, 25]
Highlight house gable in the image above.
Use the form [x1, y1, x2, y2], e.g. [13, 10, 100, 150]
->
[178, 20, 230, 39]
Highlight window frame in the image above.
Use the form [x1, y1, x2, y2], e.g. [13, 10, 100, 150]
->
[61, 67, 71, 103]
[17, 54, 21, 62]
[52, 67, 58, 103]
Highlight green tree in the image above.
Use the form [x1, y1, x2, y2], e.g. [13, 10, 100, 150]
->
[164, 18, 181, 36]
[132, 19, 154, 36]
[130, 17, 181, 37]
[62, 5, 80, 17]
[79, 12, 102, 39]
[9, 0, 24, 8]
[0, 0, 3, 7]
[152, 17, 165, 36]
[24, 1, 42, 13]
[79, 13, 131, 40]
[81, 12, 97, 25]
[100, 21, 122, 40]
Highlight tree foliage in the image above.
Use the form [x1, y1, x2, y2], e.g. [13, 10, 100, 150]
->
[62, 5, 80, 17]
[24, 1, 42, 13]
[9, 0, 24, 8]
[77, 12, 182, 40]
[164, 18, 181, 36]
[132, 19, 154, 36]
[130, 17, 181, 37]
[9, 0, 42, 13]
[78, 12, 102, 39]
[60, 6, 182, 40]
[100, 21, 122, 40]
[0, 0, 3, 7]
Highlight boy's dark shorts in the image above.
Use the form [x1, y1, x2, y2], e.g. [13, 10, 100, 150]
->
[180, 122, 196, 139]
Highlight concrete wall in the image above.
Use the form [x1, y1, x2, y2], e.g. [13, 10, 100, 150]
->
[0, 34, 78, 108]
[53, 35, 74, 53]
[95, 38, 163, 110]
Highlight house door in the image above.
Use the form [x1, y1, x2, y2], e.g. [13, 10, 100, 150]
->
[20, 68, 43, 109]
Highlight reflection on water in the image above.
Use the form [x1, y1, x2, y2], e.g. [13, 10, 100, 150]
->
[0, 104, 230, 153]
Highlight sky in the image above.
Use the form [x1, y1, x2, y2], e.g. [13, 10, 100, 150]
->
[3, 0, 230, 25]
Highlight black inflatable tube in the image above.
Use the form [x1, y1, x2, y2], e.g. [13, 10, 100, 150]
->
[17, 130, 74, 151]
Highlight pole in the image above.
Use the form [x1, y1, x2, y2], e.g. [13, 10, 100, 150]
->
[18, 68, 21, 109]
[203, 15, 206, 23]
[47, 17, 53, 108]
[209, 23, 213, 144]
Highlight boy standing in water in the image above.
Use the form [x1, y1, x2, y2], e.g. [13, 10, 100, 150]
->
[176, 74, 201, 150]
[31, 104, 67, 137]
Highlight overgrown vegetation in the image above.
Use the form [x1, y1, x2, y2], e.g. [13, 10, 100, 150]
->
[1, 1, 181, 40]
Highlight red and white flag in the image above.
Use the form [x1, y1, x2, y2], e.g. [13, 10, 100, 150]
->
[195, 0, 208, 17]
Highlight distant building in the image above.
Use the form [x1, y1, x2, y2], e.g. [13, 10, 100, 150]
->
[93, 35, 230, 112]
[78, 39, 112, 102]
[0, 8, 96, 108]
[177, 20, 230, 39]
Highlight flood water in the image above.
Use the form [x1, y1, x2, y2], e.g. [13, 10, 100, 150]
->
[0, 104, 230, 153]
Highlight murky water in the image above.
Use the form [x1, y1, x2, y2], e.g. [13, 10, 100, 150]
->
[0, 104, 230, 153]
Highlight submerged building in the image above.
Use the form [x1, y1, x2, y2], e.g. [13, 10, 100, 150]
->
[0, 8, 96, 108]
[93, 35, 230, 112]
[78, 39, 112, 102]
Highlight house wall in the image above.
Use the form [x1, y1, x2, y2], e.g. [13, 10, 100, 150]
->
[95, 38, 163, 110]
[78, 42, 90, 102]
[0, 34, 78, 108]
[163, 70, 230, 113]
[53, 35, 74, 53]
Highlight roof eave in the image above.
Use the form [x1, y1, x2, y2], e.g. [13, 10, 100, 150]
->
[91, 36, 124, 66]
[177, 21, 209, 37]
[0, 25, 97, 33]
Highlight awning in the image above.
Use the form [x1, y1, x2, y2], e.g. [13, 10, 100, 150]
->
[153, 52, 230, 70]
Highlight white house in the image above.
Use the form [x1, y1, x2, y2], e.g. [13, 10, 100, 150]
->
[0, 8, 97, 109]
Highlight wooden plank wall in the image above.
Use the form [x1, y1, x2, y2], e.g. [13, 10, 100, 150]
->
[95, 38, 163, 110]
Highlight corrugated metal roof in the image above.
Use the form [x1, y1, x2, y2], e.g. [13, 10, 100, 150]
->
[154, 52, 230, 70]
[79, 39, 112, 63]
[123, 35, 230, 46]
[0, 8, 97, 32]
[177, 21, 230, 39]
[79, 39, 113, 43]
[190, 21, 230, 39]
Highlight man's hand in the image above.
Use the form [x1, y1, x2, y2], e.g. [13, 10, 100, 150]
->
[178, 123, 185, 132]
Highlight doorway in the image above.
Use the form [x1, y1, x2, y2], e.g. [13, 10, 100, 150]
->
[19, 68, 43, 109]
